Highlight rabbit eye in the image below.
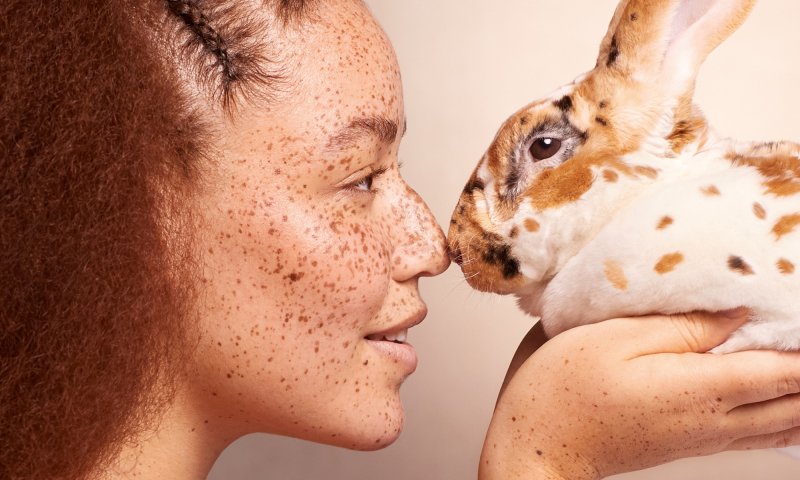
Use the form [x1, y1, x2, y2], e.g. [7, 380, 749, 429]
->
[530, 138, 562, 161]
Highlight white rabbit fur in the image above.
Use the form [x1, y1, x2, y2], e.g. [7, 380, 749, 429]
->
[447, 0, 800, 353]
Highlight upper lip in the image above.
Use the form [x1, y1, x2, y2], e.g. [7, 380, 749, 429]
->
[364, 306, 428, 338]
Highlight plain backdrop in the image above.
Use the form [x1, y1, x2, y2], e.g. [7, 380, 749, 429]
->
[209, 1, 800, 478]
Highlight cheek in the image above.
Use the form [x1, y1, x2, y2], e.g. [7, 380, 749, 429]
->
[201, 200, 392, 367]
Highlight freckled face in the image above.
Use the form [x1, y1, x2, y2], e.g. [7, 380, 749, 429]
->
[189, 1, 449, 450]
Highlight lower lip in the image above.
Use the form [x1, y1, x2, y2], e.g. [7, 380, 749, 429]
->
[365, 339, 418, 373]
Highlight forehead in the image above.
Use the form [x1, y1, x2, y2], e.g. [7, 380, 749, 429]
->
[284, 1, 402, 126]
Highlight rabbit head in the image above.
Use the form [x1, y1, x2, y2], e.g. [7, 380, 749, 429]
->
[448, 0, 756, 304]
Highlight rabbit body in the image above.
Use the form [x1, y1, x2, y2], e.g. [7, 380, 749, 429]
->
[448, 0, 800, 352]
[529, 140, 800, 352]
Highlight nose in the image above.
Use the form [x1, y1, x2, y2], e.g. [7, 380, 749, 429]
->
[449, 245, 464, 267]
[390, 184, 450, 282]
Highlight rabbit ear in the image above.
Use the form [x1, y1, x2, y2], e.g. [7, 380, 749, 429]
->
[598, 0, 756, 97]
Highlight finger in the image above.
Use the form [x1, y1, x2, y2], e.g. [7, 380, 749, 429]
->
[725, 393, 800, 438]
[498, 321, 548, 403]
[727, 426, 800, 451]
[619, 309, 750, 357]
[713, 350, 800, 407]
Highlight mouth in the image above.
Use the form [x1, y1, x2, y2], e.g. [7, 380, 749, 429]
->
[363, 308, 427, 372]
[365, 329, 408, 343]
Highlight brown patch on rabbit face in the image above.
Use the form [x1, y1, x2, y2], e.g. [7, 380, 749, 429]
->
[527, 153, 645, 211]
[448, 174, 525, 295]
[524, 218, 540, 233]
[700, 185, 721, 196]
[602, 170, 619, 183]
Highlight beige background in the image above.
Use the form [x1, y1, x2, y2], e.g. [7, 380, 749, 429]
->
[209, 1, 800, 478]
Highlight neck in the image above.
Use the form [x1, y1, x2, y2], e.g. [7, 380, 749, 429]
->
[99, 387, 237, 480]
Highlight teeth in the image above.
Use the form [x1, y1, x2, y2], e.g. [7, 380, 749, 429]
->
[367, 329, 408, 343]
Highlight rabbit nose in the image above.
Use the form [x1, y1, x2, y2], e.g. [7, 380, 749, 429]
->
[449, 246, 464, 267]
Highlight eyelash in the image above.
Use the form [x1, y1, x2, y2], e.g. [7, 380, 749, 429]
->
[347, 166, 388, 194]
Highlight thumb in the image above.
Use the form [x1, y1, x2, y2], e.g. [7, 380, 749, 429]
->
[623, 308, 750, 356]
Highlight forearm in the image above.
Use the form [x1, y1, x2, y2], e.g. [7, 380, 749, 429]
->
[479, 413, 600, 480]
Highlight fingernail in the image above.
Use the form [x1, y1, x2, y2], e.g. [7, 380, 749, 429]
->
[719, 307, 749, 320]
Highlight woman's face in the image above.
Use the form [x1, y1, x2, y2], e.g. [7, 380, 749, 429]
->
[190, 0, 449, 449]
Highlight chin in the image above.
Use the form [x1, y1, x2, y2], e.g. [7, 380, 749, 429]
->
[315, 396, 406, 451]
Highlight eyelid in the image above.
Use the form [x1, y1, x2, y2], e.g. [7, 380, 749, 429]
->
[342, 165, 388, 193]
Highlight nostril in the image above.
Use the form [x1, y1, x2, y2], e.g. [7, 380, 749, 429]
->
[449, 246, 464, 267]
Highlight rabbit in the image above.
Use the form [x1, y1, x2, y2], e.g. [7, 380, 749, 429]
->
[447, 0, 800, 354]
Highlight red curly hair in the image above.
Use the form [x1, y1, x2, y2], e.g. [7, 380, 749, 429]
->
[0, 1, 313, 478]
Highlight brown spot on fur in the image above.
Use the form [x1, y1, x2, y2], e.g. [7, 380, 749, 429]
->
[667, 118, 705, 154]
[773, 214, 800, 240]
[701, 185, 721, 196]
[728, 256, 755, 276]
[656, 216, 673, 230]
[607, 35, 620, 66]
[530, 163, 595, 210]
[509, 226, 520, 239]
[524, 218, 540, 233]
[753, 202, 767, 220]
[777, 259, 796, 275]
[603, 260, 628, 291]
[595, 116, 609, 127]
[603, 170, 619, 183]
[732, 155, 800, 197]
[555, 96, 573, 112]
[634, 166, 658, 179]
[654, 253, 684, 274]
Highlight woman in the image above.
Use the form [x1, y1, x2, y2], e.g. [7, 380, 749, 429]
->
[2, 1, 799, 479]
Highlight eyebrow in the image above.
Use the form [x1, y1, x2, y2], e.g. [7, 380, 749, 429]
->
[326, 115, 406, 151]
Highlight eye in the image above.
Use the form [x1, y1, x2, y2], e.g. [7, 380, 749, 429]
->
[347, 166, 387, 194]
[530, 138, 562, 161]
[353, 174, 374, 192]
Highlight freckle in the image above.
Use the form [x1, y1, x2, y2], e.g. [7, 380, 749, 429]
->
[701, 185, 721, 196]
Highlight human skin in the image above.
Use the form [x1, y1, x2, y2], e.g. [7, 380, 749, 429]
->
[106, 1, 449, 478]
[482, 311, 800, 479]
